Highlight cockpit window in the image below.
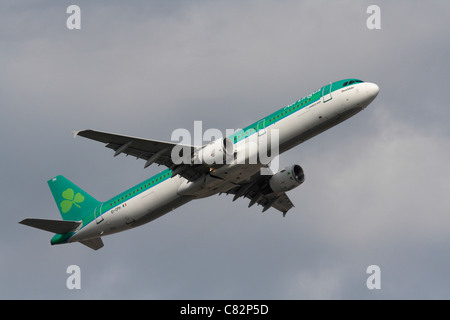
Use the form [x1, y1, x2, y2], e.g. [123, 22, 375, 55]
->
[342, 79, 363, 87]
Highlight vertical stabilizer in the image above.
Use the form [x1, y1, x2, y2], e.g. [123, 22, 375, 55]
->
[47, 175, 101, 221]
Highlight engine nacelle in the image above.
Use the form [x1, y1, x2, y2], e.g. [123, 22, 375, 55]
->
[269, 165, 305, 193]
[194, 137, 234, 165]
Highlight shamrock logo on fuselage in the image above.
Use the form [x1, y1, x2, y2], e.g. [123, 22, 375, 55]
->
[60, 188, 85, 213]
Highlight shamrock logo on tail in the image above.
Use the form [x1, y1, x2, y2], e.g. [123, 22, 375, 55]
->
[61, 188, 85, 213]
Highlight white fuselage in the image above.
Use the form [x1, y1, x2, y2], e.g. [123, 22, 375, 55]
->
[70, 82, 379, 243]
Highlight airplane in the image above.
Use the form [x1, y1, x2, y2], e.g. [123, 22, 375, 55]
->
[20, 79, 379, 250]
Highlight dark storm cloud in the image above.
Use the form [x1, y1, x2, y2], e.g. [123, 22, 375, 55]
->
[1, 0, 450, 299]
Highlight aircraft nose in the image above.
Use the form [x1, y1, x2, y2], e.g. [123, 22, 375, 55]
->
[365, 82, 379, 100]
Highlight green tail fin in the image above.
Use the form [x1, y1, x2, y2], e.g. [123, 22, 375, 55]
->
[48, 175, 101, 221]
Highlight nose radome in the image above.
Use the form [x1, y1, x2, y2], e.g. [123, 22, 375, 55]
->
[366, 82, 379, 99]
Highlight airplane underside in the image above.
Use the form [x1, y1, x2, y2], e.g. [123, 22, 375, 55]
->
[20, 79, 379, 250]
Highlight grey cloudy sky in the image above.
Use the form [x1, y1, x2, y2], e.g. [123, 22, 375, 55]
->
[1, 0, 450, 299]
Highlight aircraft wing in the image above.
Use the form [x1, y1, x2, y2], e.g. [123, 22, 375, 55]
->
[224, 170, 295, 216]
[74, 129, 209, 181]
[75, 130, 296, 215]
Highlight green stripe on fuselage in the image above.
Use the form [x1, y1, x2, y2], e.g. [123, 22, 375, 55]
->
[77, 169, 173, 230]
[228, 79, 363, 144]
[92, 78, 363, 220]
[72, 78, 363, 238]
[100, 169, 172, 217]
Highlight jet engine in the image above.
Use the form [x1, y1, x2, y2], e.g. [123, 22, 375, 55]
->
[269, 164, 305, 193]
[194, 137, 234, 165]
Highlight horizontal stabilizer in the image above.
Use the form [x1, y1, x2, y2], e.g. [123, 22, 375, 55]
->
[80, 238, 104, 250]
[19, 218, 81, 234]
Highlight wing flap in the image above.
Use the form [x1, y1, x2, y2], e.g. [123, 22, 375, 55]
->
[226, 178, 295, 216]
[262, 192, 294, 215]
